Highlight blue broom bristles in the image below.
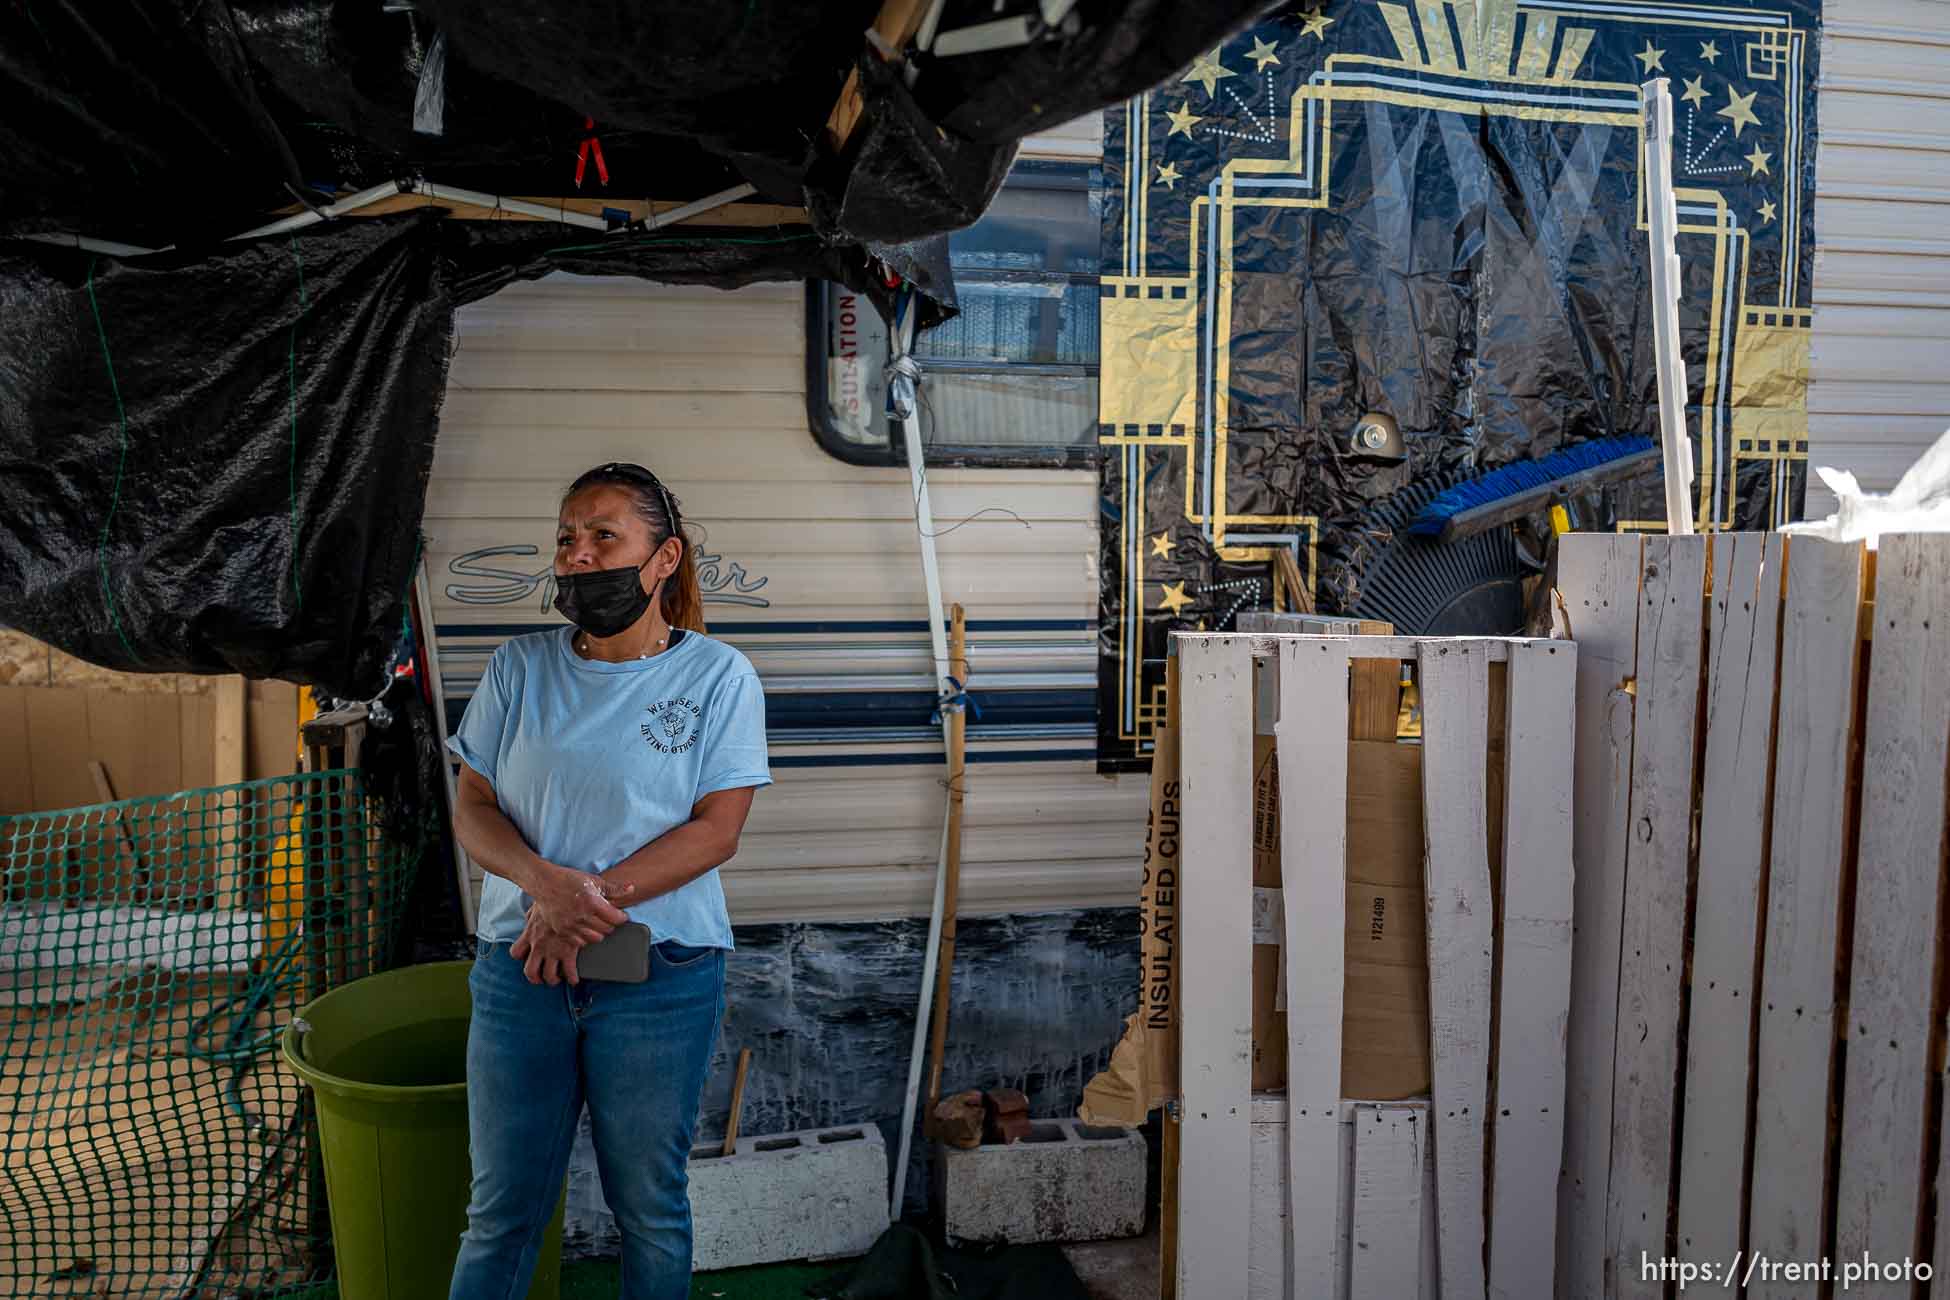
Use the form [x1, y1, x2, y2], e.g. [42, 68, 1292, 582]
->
[1406, 435, 1658, 537]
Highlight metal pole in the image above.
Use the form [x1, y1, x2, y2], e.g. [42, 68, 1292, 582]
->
[889, 298, 955, 1219]
[1640, 78, 1696, 535]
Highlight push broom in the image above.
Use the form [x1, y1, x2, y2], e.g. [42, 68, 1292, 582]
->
[1407, 77, 1694, 545]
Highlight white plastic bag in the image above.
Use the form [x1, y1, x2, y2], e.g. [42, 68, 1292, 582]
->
[1783, 425, 1950, 547]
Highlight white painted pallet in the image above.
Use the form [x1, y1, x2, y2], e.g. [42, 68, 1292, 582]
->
[1173, 632, 1578, 1300]
[1490, 639, 1576, 1300]
[1554, 533, 1641, 1300]
[1247, 1095, 1439, 1300]
[1553, 532, 1950, 1300]
[1419, 641, 1494, 1300]
[1607, 535, 1709, 1300]
[1176, 635, 1256, 1299]
[1747, 538, 1864, 1300]
[1834, 533, 1950, 1295]
[1276, 638, 1350, 1299]
[1675, 532, 1781, 1268]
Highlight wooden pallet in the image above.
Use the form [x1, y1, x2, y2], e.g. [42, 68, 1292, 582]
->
[1175, 631, 1578, 1300]
[1556, 532, 1950, 1300]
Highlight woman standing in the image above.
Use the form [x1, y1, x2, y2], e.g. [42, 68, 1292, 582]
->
[445, 462, 771, 1300]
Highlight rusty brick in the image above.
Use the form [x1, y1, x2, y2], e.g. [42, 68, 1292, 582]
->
[930, 1090, 985, 1150]
[983, 1088, 1032, 1145]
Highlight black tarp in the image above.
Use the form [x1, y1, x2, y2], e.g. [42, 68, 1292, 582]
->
[0, 1, 1281, 692]
[0, 210, 955, 694]
[446, 221, 956, 324]
[1, 0, 1277, 254]
[0, 215, 451, 694]
[1094, 2, 1823, 770]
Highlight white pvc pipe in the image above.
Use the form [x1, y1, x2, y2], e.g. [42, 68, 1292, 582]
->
[915, 0, 951, 51]
[228, 178, 759, 245]
[228, 180, 406, 241]
[22, 232, 159, 257]
[933, 14, 1036, 57]
[642, 182, 760, 230]
[1640, 78, 1696, 535]
[888, 300, 955, 1220]
[412, 182, 609, 230]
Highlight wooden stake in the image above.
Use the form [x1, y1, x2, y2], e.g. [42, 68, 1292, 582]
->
[213, 676, 248, 911]
[1159, 647, 1181, 1300]
[88, 759, 146, 884]
[826, 0, 931, 152]
[88, 758, 117, 805]
[924, 604, 970, 1124]
[214, 678, 247, 788]
[723, 1048, 753, 1158]
[1349, 619, 1400, 742]
[1274, 548, 1312, 615]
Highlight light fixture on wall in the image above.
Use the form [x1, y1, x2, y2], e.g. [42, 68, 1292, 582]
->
[1348, 411, 1406, 462]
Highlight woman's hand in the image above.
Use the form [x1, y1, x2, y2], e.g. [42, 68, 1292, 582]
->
[526, 863, 629, 945]
[510, 911, 585, 986]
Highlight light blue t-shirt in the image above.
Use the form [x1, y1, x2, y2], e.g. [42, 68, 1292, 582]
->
[447, 627, 771, 948]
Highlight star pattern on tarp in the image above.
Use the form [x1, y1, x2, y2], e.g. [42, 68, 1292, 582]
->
[1718, 86, 1761, 137]
[1166, 104, 1203, 137]
[1181, 48, 1236, 97]
[1094, 3, 1819, 769]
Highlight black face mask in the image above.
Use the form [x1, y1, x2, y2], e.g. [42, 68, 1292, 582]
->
[554, 560, 656, 639]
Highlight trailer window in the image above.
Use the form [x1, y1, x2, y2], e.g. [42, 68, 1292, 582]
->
[808, 159, 1103, 468]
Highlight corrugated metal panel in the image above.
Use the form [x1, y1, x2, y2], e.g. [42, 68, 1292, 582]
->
[1809, 1, 1950, 510]
[429, 274, 1143, 922]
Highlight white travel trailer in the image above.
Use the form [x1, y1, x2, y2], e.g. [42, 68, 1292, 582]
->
[424, 114, 1139, 934]
[421, 0, 1950, 1236]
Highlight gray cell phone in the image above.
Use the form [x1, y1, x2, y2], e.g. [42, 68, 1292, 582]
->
[577, 921, 651, 983]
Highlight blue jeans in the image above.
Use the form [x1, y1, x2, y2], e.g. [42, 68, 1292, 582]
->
[449, 939, 726, 1300]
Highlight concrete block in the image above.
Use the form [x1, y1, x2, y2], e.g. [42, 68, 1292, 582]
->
[935, 1117, 1146, 1246]
[687, 1124, 888, 1270]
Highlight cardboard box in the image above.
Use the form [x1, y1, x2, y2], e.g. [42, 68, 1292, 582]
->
[1250, 734, 1286, 1091]
[1250, 736, 1433, 1100]
[1080, 724, 1180, 1126]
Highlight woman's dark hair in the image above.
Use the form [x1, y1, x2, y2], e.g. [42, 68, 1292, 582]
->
[563, 462, 706, 632]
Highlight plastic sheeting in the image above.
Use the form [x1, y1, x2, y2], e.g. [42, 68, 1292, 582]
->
[2, 0, 1276, 256]
[1095, 2, 1822, 770]
[0, 215, 451, 696]
[448, 221, 958, 328]
[0, 208, 958, 694]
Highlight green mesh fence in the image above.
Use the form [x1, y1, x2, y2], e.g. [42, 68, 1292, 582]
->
[0, 771, 420, 1298]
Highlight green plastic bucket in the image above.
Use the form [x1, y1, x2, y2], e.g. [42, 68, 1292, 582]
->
[280, 960, 564, 1300]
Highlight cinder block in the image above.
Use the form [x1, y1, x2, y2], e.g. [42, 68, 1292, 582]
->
[687, 1125, 889, 1270]
[934, 1117, 1146, 1246]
